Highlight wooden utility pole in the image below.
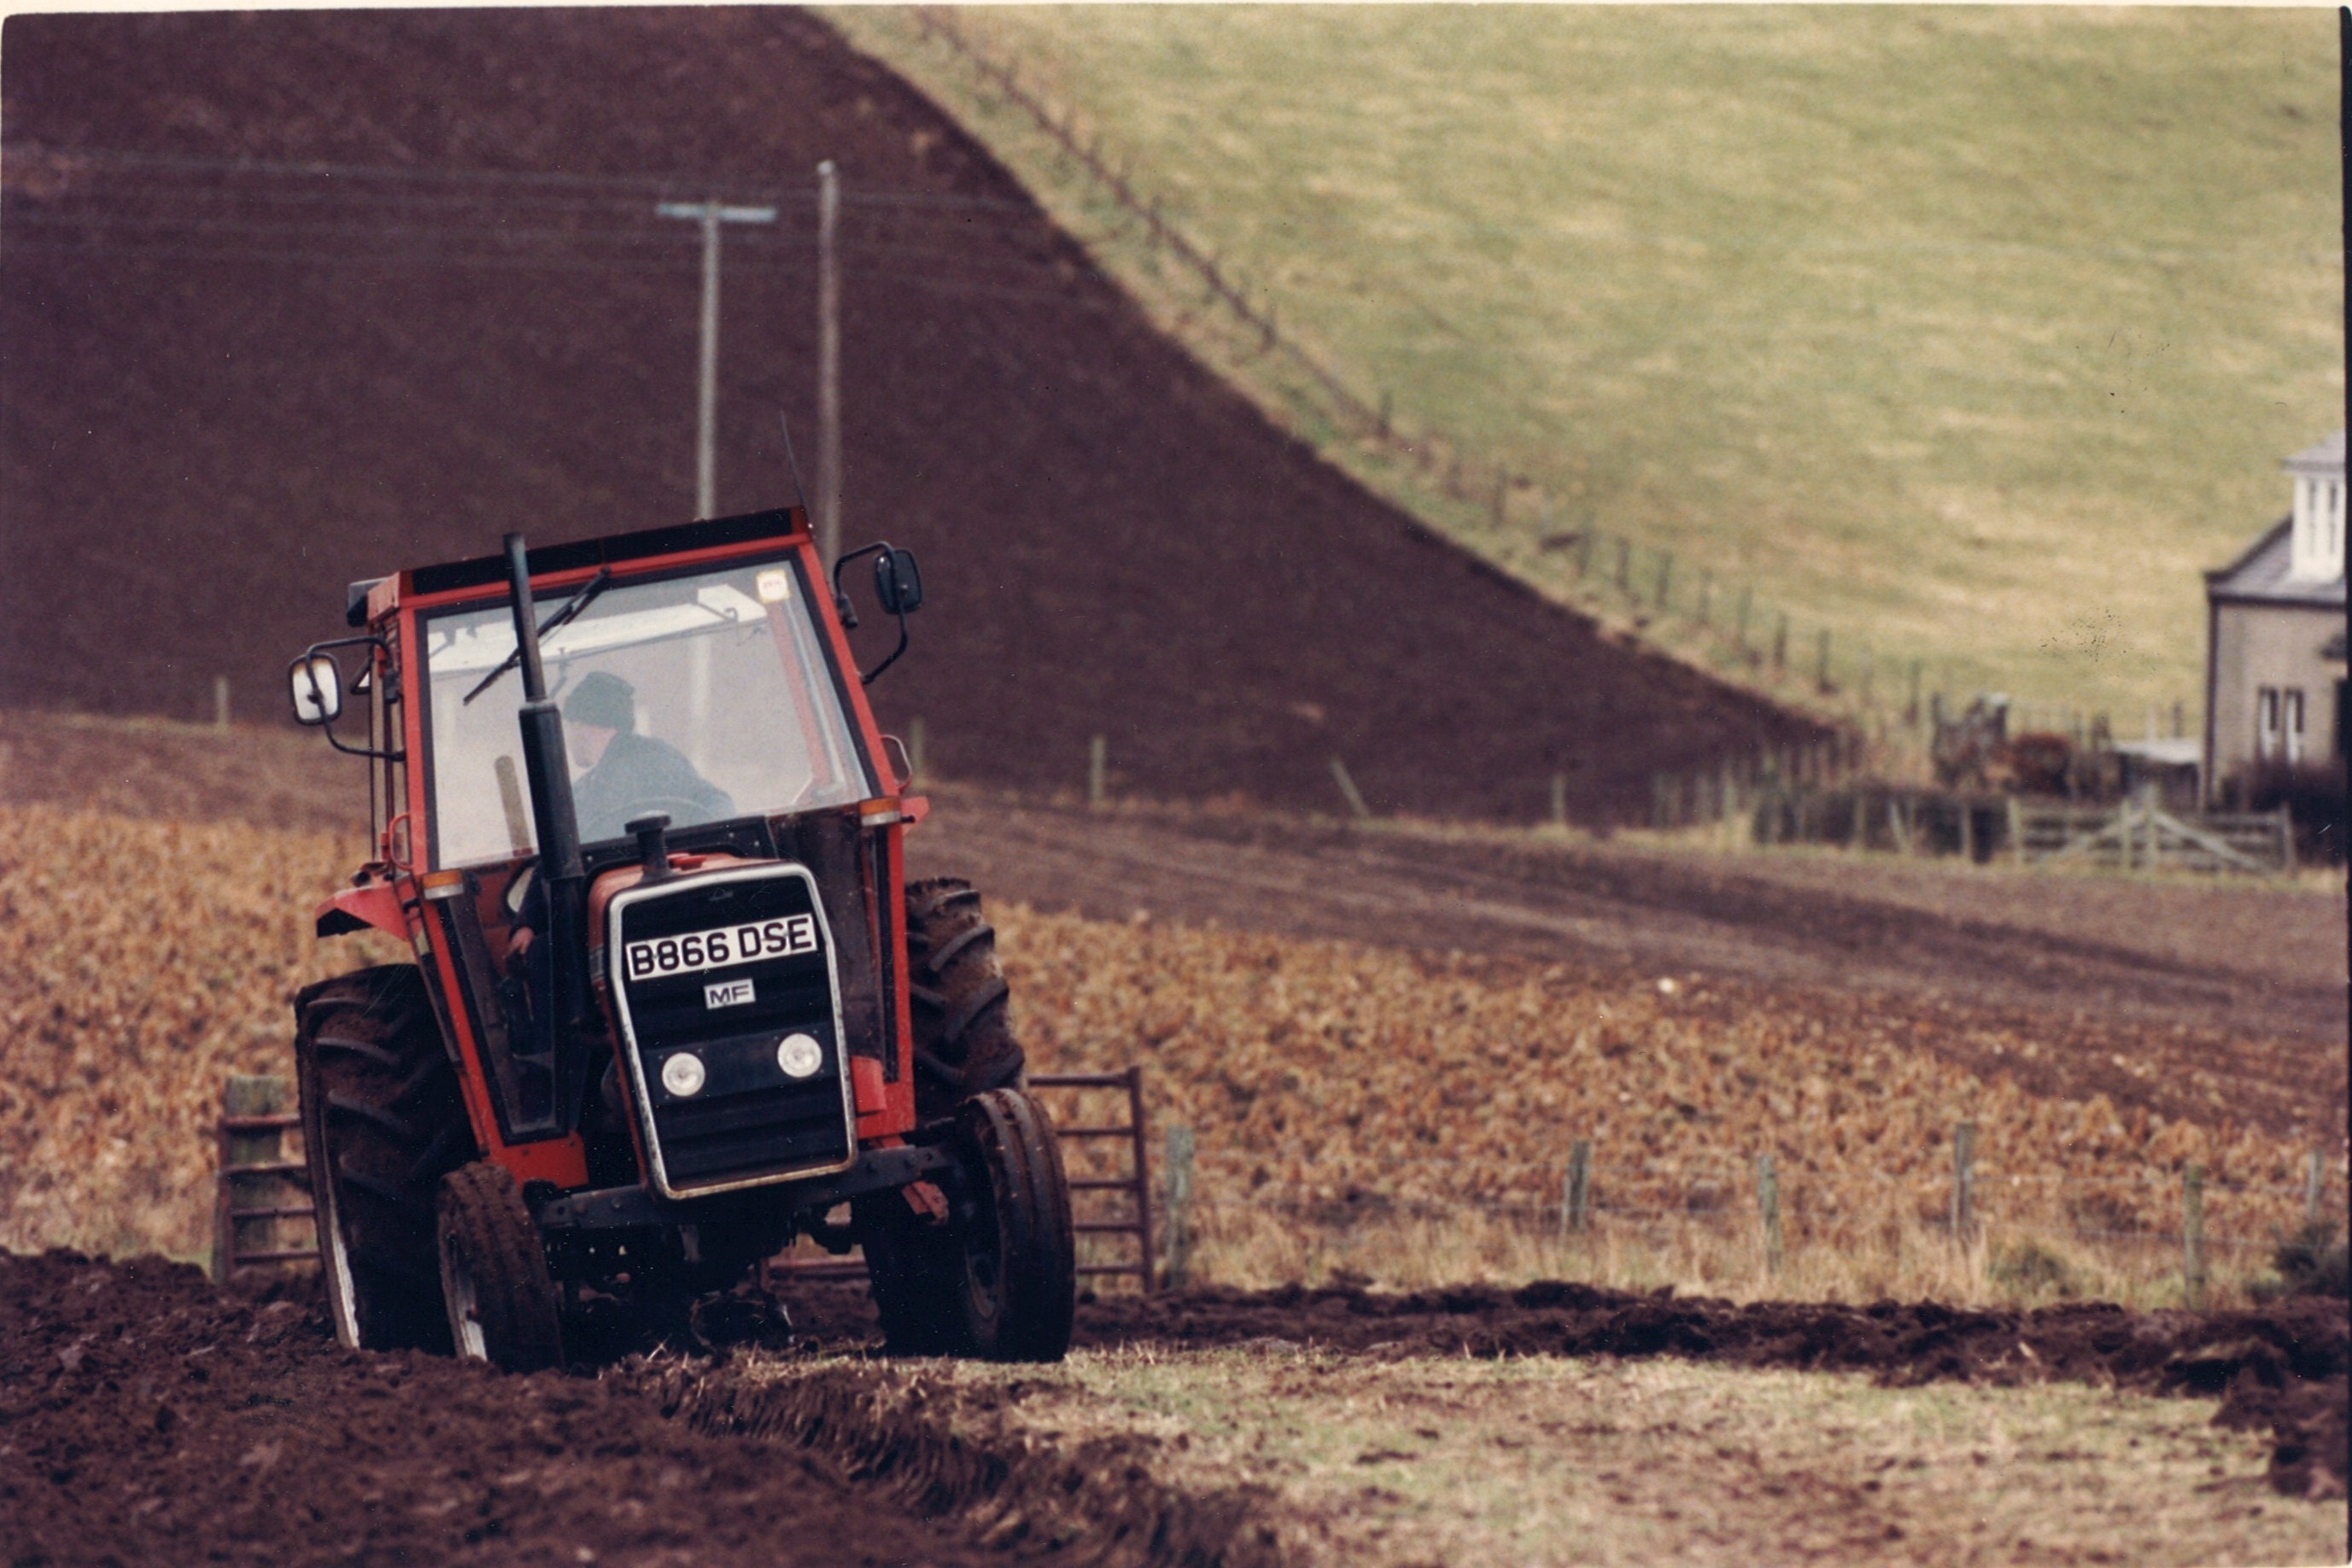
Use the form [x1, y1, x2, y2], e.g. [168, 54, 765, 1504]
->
[816, 160, 843, 567]
[657, 196, 778, 519]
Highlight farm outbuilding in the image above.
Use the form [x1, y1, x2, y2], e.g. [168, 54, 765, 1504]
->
[2203, 430, 2347, 804]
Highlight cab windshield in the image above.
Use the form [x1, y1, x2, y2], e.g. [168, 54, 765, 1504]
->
[420, 556, 872, 866]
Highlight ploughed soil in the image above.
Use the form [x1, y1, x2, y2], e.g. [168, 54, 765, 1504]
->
[0, 8, 1816, 828]
[0, 1251, 992, 1568]
[4, 1252, 2342, 1568]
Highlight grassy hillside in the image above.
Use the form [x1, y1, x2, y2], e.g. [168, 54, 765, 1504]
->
[831, 6, 2342, 727]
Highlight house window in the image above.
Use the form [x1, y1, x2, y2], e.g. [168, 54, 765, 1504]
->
[2258, 687, 2307, 764]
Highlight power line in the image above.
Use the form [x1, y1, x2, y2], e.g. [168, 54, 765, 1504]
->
[8, 143, 1038, 214]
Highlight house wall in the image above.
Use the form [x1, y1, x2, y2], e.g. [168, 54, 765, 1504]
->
[2207, 600, 2347, 800]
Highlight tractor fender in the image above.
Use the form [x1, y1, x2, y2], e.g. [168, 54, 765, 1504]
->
[315, 881, 409, 940]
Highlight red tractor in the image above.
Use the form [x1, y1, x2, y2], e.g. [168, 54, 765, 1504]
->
[284, 509, 1074, 1368]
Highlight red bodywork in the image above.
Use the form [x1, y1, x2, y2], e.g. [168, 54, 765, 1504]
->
[314, 507, 921, 1196]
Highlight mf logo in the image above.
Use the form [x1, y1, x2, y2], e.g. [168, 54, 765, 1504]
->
[704, 978, 757, 1010]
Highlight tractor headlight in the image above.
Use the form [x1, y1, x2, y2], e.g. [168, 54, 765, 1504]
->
[775, 1033, 823, 1079]
[660, 1051, 707, 1098]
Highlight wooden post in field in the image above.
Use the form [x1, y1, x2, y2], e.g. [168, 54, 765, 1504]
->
[1549, 772, 1567, 829]
[213, 675, 231, 731]
[1329, 756, 1372, 822]
[1758, 1153, 1783, 1276]
[1959, 801, 1976, 863]
[1907, 660, 1922, 728]
[1563, 1140, 1592, 1239]
[2008, 796, 2027, 866]
[908, 716, 927, 787]
[1815, 629, 1832, 693]
[1162, 1124, 1196, 1290]
[2308, 1150, 2328, 1232]
[1950, 1120, 1975, 1245]
[2183, 1163, 2207, 1311]
[1772, 614, 1789, 672]
[1851, 788, 1867, 851]
[1615, 537, 1632, 596]
[1653, 551, 1673, 611]
[1088, 734, 1108, 808]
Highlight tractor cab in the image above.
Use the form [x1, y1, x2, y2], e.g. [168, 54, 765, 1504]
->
[283, 508, 1073, 1368]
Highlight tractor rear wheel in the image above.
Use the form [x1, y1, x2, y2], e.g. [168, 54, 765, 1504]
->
[294, 965, 472, 1353]
[858, 1088, 1075, 1360]
[906, 878, 1026, 1122]
[435, 1161, 565, 1372]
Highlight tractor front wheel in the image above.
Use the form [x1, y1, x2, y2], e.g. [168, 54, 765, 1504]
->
[435, 1161, 565, 1372]
[860, 1088, 1075, 1360]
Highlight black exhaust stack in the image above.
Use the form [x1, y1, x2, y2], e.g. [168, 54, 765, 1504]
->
[504, 534, 595, 1117]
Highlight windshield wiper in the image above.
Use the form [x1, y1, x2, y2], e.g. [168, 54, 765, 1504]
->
[462, 566, 612, 705]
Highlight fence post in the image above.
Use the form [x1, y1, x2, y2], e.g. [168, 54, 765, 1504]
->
[1951, 1120, 1975, 1245]
[1162, 1123, 1196, 1290]
[1126, 1065, 1157, 1293]
[1088, 733, 1108, 809]
[1549, 771, 1568, 829]
[1615, 537, 1632, 595]
[1959, 801, 1976, 863]
[1758, 1153, 1783, 1276]
[909, 716, 927, 787]
[1329, 756, 1372, 821]
[1772, 614, 1789, 672]
[1653, 551, 1674, 611]
[212, 675, 231, 731]
[1563, 1140, 1592, 1239]
[2183, 1163, 2207, 1311]
[2008, 796, 2027, 866]
[1815, 629, 1832, 693]
[2277, 804, 2296, 875]
[216, 1074, 291, 1284]
[2305, 1150, 2327, 1232]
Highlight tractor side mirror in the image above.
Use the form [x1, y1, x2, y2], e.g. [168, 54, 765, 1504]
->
[289, 653, 343, 726]
[874, 548, 923, 616]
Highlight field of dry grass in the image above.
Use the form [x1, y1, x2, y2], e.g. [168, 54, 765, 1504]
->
[1007, 903, 2334, 1310]
[3, 795, 2331, 1312]
[0, 804, 395, 1261]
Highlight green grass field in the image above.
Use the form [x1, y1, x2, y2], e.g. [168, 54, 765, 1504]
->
[833, 6, 2341, 728]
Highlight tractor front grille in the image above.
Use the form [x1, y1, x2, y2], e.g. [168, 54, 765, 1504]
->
[606, 864, 857, 1198]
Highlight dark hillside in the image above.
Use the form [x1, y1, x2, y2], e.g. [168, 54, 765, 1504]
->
[0, 9, 1817, 823]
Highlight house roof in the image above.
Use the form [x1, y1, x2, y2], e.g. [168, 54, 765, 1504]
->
[2207, 515, 2346, 606]
[2285, 429, 2346, 478]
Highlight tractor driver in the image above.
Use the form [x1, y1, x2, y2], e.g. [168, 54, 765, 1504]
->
[500, 670, 735, 1002]
[560, 670, 735, 844]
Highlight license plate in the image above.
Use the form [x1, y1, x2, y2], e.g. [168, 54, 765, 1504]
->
[623, 915, 817, 982]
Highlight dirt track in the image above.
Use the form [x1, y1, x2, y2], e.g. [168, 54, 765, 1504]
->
[4, 1252, 2343, 1568]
